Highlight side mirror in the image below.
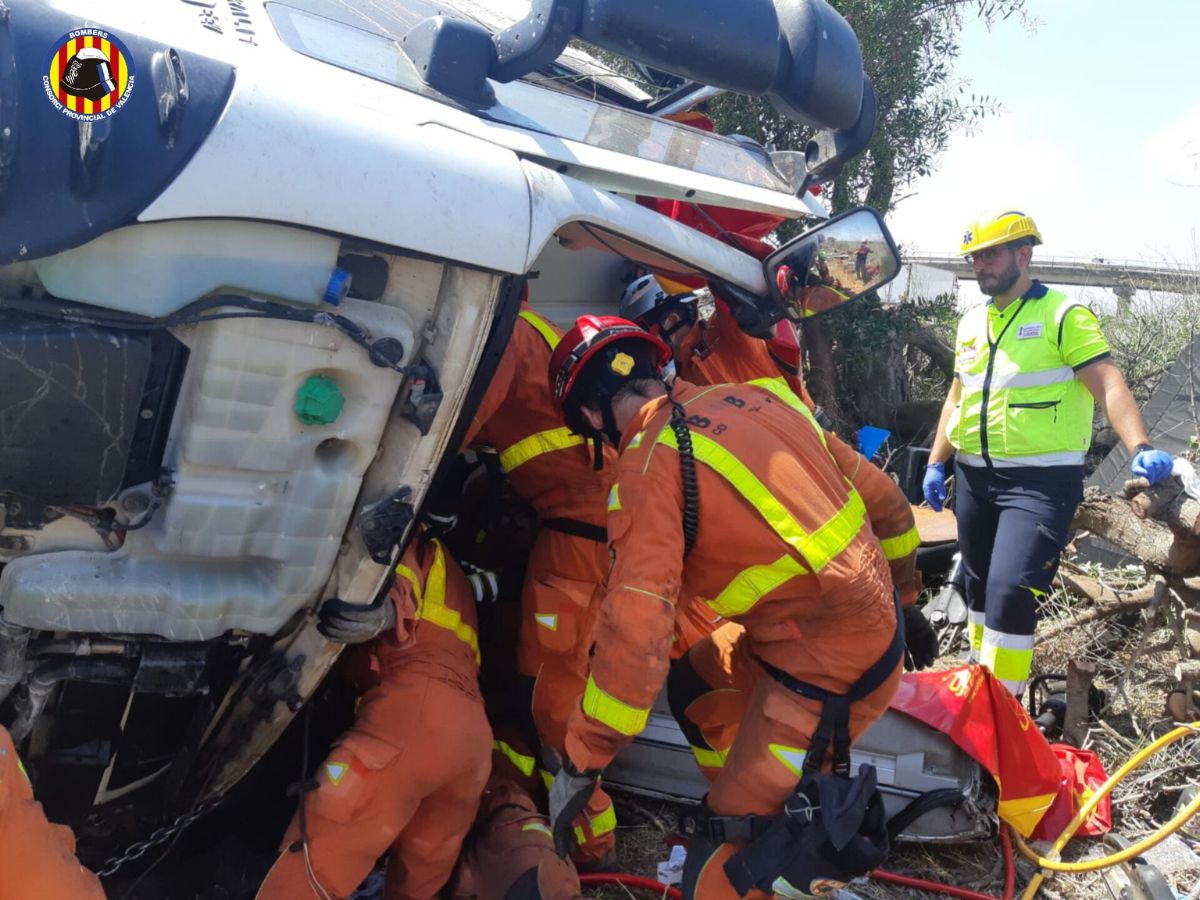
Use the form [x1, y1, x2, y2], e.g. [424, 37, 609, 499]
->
[764, 207, 901, 321]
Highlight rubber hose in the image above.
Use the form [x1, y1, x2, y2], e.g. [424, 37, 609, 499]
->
[1016, 723, 1200, 899]
[578, 873, 683, 899]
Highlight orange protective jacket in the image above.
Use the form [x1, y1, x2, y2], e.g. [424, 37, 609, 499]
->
[465, 305, 612, 526]
[0, 726, 105, 900]
[676, 299, 815, 410]
[565, 379, 917, 771]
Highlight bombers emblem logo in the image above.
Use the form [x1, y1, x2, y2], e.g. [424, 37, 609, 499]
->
[43, 29, 136, 121]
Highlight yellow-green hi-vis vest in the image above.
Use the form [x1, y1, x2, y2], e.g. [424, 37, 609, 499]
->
[947, 287, 1094, 466]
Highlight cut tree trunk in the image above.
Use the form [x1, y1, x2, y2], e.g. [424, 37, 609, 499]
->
[1123, 477, 1200, 536]
[1073, 487, 1200, 574]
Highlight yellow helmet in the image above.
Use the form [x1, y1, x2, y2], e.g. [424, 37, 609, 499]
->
[960, 210, 1042, 256]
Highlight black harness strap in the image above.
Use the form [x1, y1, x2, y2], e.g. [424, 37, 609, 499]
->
[540, 517, 607, 543]
[760, 592, 905, 777]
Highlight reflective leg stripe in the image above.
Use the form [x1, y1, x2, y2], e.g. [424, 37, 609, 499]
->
[499, 427, 586, 472]
[493, 740, 537, 778]
[980, 627, 1034, 692]
[707, 554, 808, 618]
[768, 743, 809, 779]
[395, 540, 481, 665]
[519, 309, 561, 349]
[967, 610, 985, 652]
[690, 745, 729, 769]
[607, 483, 621, 512]
[581, 675, 651, 736]
[657, 428, 866, 573]
[880, 524, 920, 560]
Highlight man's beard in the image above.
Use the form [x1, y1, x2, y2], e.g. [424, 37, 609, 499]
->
[978, 260, 1021, 297]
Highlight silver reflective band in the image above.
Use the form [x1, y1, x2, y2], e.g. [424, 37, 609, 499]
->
[956, 450, 1085, 467]
[957, 366, 1075, 390]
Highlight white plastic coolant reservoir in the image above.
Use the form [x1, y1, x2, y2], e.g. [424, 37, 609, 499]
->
[32, 220, 341, 316]
[0, 297, 414, 639]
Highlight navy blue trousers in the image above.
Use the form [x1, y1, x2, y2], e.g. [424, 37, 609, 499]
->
[953, 462, 1083, 693]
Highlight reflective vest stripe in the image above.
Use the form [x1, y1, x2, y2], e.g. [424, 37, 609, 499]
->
[657, 428, 866, 573]
[957, 449, 1086, 468]
[879, 524, 920, 561]
[498, 426, 586, 472]
[709, 554, 808, 618]
[395, 540, 481, 665]
[958, 366, 1075, 390]
[493, 740, 537, 777]
[581, 674, 651, 735]
[518, 309, 561, 349]
[495, 311, 581, 471]
[747, 377, 827, 447]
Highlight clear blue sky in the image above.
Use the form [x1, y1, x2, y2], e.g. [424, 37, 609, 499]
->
[888, 0, 1200, 265]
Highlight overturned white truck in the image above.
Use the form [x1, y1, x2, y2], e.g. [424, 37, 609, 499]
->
[0, 0, 990, 859]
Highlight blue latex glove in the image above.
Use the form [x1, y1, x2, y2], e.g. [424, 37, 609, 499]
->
[923, 462, 946, 512]
[1131, 447, 1173, 485]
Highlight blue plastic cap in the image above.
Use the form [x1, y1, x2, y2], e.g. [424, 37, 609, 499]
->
[324, 267, 352, 305]
[857, 425, 891, 461]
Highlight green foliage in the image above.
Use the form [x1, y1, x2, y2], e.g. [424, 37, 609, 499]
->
[709, 0, 1029, 214]
[1099, 291, 1200, 406]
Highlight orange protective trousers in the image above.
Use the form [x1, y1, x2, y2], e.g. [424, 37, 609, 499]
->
[451, 777, 583, 900]
[258, 540, 492, 900]
[669, 624, 900, 899]
[0, 725, 105, 900]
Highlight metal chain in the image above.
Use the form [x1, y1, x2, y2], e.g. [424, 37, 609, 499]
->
[96, 795, 224, 878]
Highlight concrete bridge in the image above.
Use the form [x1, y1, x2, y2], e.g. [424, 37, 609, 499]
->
[904, 252, 1198, 297]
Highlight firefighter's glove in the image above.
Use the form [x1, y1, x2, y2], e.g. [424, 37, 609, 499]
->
[922, 462, 946, 512]
[903, 605, 938, 671]
[317, 594, 395, 644]
[1131, 446, 1173, 486]
[546, 754, 600, 858]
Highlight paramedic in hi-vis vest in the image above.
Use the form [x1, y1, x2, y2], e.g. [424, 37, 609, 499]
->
[923, 211, 1173, 696]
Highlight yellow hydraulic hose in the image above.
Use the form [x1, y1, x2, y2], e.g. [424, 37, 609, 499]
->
[1016, 723, 1200, 899]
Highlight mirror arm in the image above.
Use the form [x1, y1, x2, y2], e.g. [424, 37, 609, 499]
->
[802, 77, 877, 188]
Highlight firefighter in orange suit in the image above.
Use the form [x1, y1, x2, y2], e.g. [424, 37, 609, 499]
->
[545, 317, 935, 899]
[257, 534, 491, 900]
[461, 302, 616, 864]
[617, 277, 920, 660]
[451, 776, 585, 900]
[618, 275, 815, 408]
[0, 725, 106, 900]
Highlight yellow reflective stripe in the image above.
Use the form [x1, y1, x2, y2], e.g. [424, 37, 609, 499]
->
[708, 554, 808, 618]
[589, 804, 617, 837]
[582, 675, 650, 736]
[403, 541, 481, 665]
[519, 309, 561, 349]
[540, 768, 555, 790]
[498, 426, 586, 472]
[980, 643, 1034, 684]
[608, 483, 622, 512]
[658, 428, 865, 572]
[747, 377, 826, 447]
[493, 740, 537, 777]
[523, 821, 553, 838]
[16, 757, 29, 783]
[880, 524, 920, 560]
[691, 745, 729, 768]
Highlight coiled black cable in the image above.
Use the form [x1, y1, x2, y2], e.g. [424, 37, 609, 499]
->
[669, 400, 699, 557]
